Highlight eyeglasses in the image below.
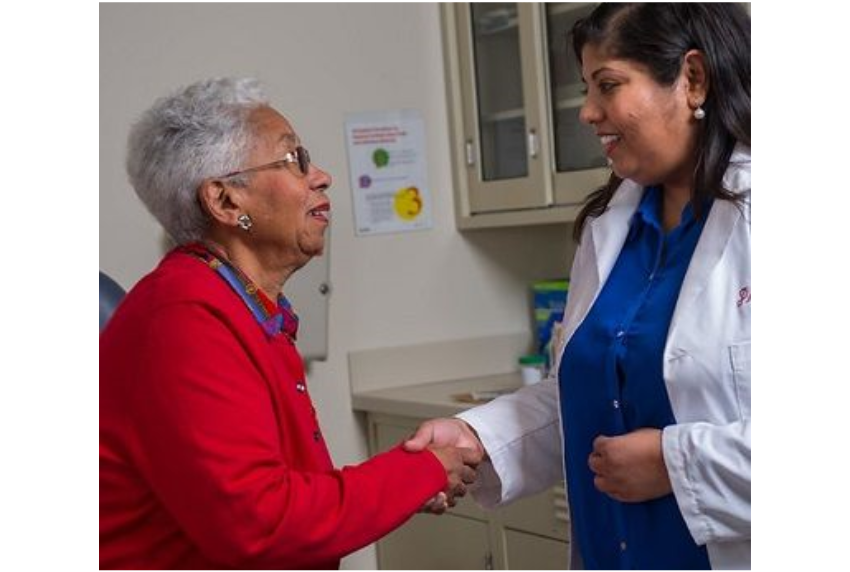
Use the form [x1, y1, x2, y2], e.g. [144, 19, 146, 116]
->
[220, 146, 311, 179]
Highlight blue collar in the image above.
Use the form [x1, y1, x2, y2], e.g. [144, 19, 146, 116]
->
[181, 242, 299, 340]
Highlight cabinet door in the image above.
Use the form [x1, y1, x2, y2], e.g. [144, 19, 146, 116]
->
[378, 513, 492, 570]
[456, 3, 551, 213]
[498, 482, 569, 541]
[543, 2, 611, 205]
[502, 528, 569, 570]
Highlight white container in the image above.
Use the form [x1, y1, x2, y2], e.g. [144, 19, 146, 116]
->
[519, 355, 546, 385]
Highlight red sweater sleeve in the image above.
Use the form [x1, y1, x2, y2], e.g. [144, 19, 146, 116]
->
[129, 301, 446, 568]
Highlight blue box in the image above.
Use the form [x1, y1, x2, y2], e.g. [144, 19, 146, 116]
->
[533, 279, 570, 364]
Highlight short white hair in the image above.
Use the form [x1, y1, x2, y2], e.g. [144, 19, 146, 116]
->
[126, 77, 269, 244]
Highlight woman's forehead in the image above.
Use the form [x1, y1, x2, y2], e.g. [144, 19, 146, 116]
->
[249, 106, 300, 150]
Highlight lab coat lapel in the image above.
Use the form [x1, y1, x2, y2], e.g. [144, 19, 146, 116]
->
[558, 182, 641, 350]
[561, 180, 642, 345]
[666, 200, 741, 349]
[666, 146, 751, 349]
[589, 180, 643, 289]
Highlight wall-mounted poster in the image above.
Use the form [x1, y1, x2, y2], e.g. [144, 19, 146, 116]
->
[344, 109, 433, 236]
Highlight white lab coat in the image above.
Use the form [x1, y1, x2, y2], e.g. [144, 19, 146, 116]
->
[459, 146, 751, 570]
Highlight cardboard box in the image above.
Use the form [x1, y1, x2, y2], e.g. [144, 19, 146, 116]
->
[533, 279, 570, 366]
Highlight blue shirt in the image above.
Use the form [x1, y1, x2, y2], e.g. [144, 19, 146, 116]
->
[558, 186, 712, 569]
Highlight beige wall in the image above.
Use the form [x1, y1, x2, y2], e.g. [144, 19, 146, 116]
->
[100, 3, 573, 568]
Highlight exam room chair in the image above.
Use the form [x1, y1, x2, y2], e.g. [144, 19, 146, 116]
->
[99, 271, 126, 332]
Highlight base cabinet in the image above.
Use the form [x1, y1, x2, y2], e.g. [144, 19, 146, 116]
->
[369, 413, 570, 569]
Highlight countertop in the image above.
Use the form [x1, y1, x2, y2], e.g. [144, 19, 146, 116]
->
[351, 372, 524, 419]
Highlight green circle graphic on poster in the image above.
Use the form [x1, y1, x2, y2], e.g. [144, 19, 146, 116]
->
[372, 148, 390, 168]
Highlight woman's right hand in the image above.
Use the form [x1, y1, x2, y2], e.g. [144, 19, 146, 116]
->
[404, 418, 487, 513]
[426, 445, 482, 511]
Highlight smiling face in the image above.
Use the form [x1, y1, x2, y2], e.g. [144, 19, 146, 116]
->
[579, 44, 699, 192]
[239, 106, 332, 269]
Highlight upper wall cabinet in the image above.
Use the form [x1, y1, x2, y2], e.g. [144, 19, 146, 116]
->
[442, 3, 610, 229]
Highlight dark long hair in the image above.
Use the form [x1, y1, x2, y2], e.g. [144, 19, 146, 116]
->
[571, 3, 750, 241]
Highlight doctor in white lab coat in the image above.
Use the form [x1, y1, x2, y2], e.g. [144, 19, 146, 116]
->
[456, 148, 750, 569]
[405, 4, 750, 569]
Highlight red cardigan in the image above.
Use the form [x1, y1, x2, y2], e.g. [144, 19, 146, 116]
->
[100, 251, 446, 569]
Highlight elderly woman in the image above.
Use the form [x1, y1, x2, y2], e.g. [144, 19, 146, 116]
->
[99, 77, 480, 570]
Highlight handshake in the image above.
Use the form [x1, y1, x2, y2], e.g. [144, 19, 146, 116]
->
[403, 417, 486, 514]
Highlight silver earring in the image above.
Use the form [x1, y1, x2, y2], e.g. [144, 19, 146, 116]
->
[694, 106, 706, 120]
[237, 214, 253, 231]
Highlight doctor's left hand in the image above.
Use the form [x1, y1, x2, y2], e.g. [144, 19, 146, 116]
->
[588, 428, 672, 503]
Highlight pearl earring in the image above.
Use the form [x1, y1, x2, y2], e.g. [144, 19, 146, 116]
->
[694, 106, 706, 120]
[237, 214, 253, 231]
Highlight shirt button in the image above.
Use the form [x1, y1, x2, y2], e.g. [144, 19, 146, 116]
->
[295, 382, 306, 393]
[612, 399, 620, 409]
[313, 430, 321, 442]
[620, 541, 627, 551]
[616, 329, 626, 339]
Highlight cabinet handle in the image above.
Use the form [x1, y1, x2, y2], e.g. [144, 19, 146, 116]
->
[554, 482, 569, 524]
[484, 552, 494, 570]
[465, 140, 476, 166]
[528, 129, 539, 159]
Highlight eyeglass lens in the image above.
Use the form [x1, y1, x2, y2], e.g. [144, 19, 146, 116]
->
[296, 146, 310, 175]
